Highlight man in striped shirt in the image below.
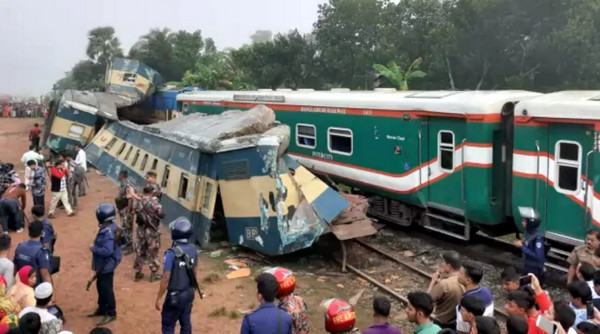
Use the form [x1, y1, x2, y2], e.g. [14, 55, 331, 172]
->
[456, 262, 494, 334]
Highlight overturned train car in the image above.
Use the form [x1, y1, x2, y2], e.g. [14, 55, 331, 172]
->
[84, 106, 353, 255]
[44, 58, 164, 156]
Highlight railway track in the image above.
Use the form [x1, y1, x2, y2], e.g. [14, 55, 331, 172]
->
[337, 238, 509, 322]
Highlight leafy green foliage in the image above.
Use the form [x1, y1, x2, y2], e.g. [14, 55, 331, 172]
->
[54, 0, 600, 94]
[373, 59, 426, 90]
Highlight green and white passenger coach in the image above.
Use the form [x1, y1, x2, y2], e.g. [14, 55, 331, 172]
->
[176, 89, 600, 254]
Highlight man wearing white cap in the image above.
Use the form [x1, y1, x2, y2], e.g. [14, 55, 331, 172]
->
[19, 282, 63, 333]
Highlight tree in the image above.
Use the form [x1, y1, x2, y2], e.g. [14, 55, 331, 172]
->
[314, 0, 389, 88]
[231, 30, 321, 89]
[129, 28, 176, 81]
[171, 30, 204, 81]
[250, 30, 273, 44]
[373, 58, 426, 90]
[86, 26, 123, 68]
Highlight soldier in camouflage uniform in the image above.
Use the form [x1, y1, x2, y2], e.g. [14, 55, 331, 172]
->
[133, 185, 165, 282]
[128, 170, 162, 202]
[144, 171, 162, 199]
[116, 170, 134, 255]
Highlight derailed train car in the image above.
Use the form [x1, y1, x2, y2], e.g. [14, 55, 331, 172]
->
[84, 106, 360, 255]
[44, 90, 122, 156]
[44, 58, 164, 156]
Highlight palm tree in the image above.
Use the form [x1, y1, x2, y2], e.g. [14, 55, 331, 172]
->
[372, 58, 426, 90]
[86, 27, 123, 67]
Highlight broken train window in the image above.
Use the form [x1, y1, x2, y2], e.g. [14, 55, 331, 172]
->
[141, 154, 149, 171]
[67, 124, 84, 139]
[178, 173, 189, 199]
[104, 138, 117, 151]
[202, 181, 213, 212]
[124, 146, 133, 160]
[122, 73, 137, 85]
[117, 142, 126, 156]
[161, 165, 170, 188]
[132, 149, 140, 167]
[328, 127, 353, 155]
[296, 124, 316, 149]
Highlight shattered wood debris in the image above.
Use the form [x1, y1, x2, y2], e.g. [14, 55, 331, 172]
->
[331, 194, 378, 240]
[225, 259, 251, 279]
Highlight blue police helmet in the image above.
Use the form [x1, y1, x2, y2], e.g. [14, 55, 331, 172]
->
[96, 203, 116, 225]
[519, 206, 541, 230]
[170, 217, 193, 242]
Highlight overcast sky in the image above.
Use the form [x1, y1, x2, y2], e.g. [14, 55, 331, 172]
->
[0, 0, 326, 97]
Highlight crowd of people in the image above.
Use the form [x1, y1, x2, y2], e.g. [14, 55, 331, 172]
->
[0, 104, 46, 119]
[3, 123, 600, 334]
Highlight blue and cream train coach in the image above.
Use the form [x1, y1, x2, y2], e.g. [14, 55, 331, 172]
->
[84, 106, 350, 255]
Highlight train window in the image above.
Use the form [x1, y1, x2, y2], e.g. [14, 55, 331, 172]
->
[151, 159, 158, 171]
[178, 174, 189, 199]
[555, 141, 582, 194]
[438, 130, 455, 172]
[296, 124, 316, 149]
[67, 124, 84, 139]
[328, 127, 353, 155]
[132, 150, 140, 167]
[124, 146, 133, 160]
[140, 154, 149, 171]
[123, 73, 137, 85]
[104, 138, 117, 151]
[161, 165, 170, 188]
[203, 181, 213, 211]
[117, 143, 126, 156]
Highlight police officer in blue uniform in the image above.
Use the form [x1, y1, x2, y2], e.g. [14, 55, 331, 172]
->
[87, 203, 122, 326]
[13, 220, 51, 286]
[240, 272, 293, 334]
[155, 217, 199, 334]
[514, 206, 546, 282]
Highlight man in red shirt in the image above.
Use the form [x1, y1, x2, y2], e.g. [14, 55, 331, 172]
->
[504, 274, 552, 334]
[48, 160, 74, 218]
[29, 123, 41, 151]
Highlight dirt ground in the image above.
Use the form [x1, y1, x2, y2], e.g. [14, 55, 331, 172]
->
[1, 118, 410, 333]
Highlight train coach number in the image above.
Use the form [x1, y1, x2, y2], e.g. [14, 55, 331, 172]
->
[245, 227, 259, 240]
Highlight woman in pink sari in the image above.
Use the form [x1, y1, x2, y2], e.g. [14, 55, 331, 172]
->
[6, 266, 36, 310]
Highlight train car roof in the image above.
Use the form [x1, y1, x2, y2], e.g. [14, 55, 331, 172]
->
[118, 105, 289, 153]
[177, 90, 541, 115]
[515, 90, 600, 120]
[60, 90, 125, 121]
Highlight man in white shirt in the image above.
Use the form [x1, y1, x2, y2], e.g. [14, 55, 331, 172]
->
[74, 145, 87, 196]
[21, 145, 44, 190]
[21, 145, 44, 189]
[74, 145, 87, 172]
[21, 145, 44, 165]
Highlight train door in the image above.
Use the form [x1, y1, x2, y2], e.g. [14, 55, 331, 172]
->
[546, 124, 593, 240]
[427, 118, 466, 211]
